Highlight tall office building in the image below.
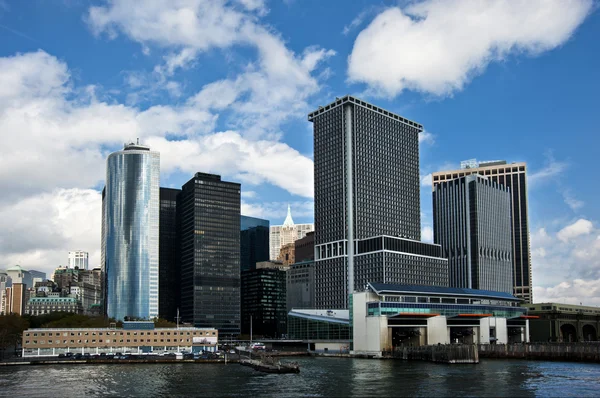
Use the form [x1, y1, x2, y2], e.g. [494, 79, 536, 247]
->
[68, 251, 89, 270]
[102, 142, 160, 321]
[432, 160, 533, 302]
[433, 174, 513, 293]
[159, 187, 181, 322]
[178, 173, 241, 336]
[269, 206, 314, 261]
[240, 216, 270, 272]
[309, 95, 448, 309]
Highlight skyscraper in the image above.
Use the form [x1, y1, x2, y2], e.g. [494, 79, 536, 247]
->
[178, 172, 241, 336]
[433, 174, 513, 294]
[309, 95, 448, 309]
[103, 142, 160, 321]
[68, 251, 89, 270]
[240, 215, 270, 272]
[159, 187, 181, 321]
[432, 160, 533, 302]
[269, 206, 314, 261]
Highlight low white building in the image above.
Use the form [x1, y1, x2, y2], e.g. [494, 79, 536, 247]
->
[352, 283, 530, 356]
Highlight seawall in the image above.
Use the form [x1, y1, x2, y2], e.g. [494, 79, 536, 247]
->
[479, 343, 600, 363]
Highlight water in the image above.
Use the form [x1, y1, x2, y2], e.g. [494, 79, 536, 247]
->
[1, 358, 599, 397]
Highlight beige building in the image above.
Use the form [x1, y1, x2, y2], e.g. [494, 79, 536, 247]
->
[432, 160, 533, 303]
[4, 284, 26, 315]
[277, 243, 296, 266]
[269, 205, 314, 260]
[22, 322, 218, 357]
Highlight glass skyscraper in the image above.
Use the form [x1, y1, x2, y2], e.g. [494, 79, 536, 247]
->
[240, 215, 270, 272]
[103, 143, 160, 321]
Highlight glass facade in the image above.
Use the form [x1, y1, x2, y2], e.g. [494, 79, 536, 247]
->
[240, 216, 270, 272]
[178, 173, 241, 336]
[367, 302, 526, 319]
[159, 187, 181, 321]
[241, 268, 287, 337]
[287, 313, 350, 340]
[104, 144, 160, 321]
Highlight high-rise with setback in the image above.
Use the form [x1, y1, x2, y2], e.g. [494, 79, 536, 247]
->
[103, 142, 160, 321]
[432, 160, 533, 302]
[309, 95, 448, 309]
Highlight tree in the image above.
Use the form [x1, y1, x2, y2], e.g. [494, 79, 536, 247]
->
[0, 314, 29, 359]
[153, 318, 177, 328]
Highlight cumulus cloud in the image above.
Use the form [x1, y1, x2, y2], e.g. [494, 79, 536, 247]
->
[421, 226, 433, 243]
[534, 279, 600, 306]
[557, 219, 593, 242]
[532, 219, 600, 300]
[347, 0, 593, 96]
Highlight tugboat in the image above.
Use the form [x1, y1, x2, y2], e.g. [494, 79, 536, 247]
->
[240, 356, 300, 374]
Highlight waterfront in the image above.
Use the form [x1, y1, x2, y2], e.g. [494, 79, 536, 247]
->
[1, 357, 599, 397]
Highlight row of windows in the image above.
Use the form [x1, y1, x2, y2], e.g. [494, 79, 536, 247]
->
[25, 330, 215, 337]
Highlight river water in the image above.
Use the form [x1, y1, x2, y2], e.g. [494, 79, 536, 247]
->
[1, 357, 599, 397]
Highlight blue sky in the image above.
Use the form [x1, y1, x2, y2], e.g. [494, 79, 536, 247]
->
[0, 0, 599, 305]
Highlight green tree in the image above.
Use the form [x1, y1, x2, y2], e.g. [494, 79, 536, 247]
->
[153, 318, 177, 328]
[0, 314, 29, 359]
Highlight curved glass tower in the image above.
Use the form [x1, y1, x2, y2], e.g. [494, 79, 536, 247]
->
[103, 143, 159, 321]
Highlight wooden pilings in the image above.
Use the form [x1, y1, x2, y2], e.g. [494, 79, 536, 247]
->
[478, 343, 600, 363]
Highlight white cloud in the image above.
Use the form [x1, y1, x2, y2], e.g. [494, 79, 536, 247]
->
[421, 226, 433, 243]
[347, 0, 593, 97]
[87, 0, 335, 139]
[420, 174, 432, 187]
[534, 279, 600, 306]
[562, 190, 584, 211]
[418, 130, 434, 144]
[557, 219, 593, 243]
[0, 189, 102, 276]
[529, 154, 569, 186]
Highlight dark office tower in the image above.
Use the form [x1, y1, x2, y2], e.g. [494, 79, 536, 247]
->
[294, 231, 315, 262]
[240, 216, 270, 272]
[178, 172, 241, 336]
[159, 187, 181, 322]
[433, 175, 513, 294]
[432, 160, 533, 303]
[309, 96, 448, 309]
[241, 263, 287, 338]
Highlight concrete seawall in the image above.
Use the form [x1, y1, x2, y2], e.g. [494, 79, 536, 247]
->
[387, 345, 479, 364]
[479, 343, 600, 363]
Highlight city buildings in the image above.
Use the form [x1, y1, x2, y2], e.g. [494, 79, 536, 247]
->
[21, 321, 218, 357]
[159, 187, 181, 322]
[241, 262, 287, 338]
[240, 215, 270, 272]
[68, 251, 89, 270]
[0, 270, 8, 315]
[433, 174, 513, 294]
[309, 95, 448, 309]
[352, 282, 528, 355]
[432, 160, 533, 303]
[25, 296, 82, 316]
[29, 270, 47, 286]
[178, 172, 241, 336]
[52, 267, 103, 315]
[102, 142, 160, 321]
[523, 303, 600, 342]
[3, 265, 32, 315]
[277, 243, 295, 267]
[294, 231, 315, 262]
[286, 260, 315, 312]
[269, 206, 314, 261]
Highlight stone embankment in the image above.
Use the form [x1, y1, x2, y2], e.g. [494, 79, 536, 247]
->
[479, 343, 600, 363]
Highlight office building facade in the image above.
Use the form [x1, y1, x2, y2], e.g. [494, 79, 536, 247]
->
[433, 174, 513, 294]
[159, 187, 181, 322]
[432, 160, 533, 302]
[103, 142, 160, 321]
[286, 260, 315, 312]
[240, 215, 270, 272]
[241, 265, 287, 338]
[309, 95, 448, 309]
[68, 251, 89, 270]
[178, 173, 241, 336]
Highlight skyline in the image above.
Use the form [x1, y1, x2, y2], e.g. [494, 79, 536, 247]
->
[0, 0, 599, 306]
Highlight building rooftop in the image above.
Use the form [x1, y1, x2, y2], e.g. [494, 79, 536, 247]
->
[368, 282, 520, 301]
[288, 309, 349, 324]
[282, 204, 295, 227]
[307, 95, 423, 131]
[6, 264, 28, 272]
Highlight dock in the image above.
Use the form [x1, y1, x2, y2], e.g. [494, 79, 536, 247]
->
[479, 343, 600, 363]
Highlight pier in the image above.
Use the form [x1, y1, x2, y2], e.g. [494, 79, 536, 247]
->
[479, 343, 600, 363]
[386, 344, 479, 364]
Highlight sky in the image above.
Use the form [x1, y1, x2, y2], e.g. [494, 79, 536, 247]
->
[0, 0, 599, 306]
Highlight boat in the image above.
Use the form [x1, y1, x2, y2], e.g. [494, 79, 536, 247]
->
[240, 357, 300, 374]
